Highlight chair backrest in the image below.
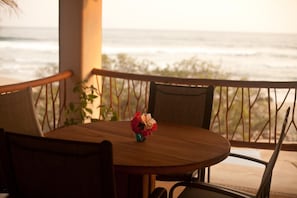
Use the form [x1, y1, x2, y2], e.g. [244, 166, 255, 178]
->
[148, 82, 214, 129]
[0, 130, 117, 198]
[0, 128, 7, 193]
[256, 107, 290, 198]
[0, 87, 43, 137]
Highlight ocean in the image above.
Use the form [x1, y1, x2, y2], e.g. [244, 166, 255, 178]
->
[0, 27, 59, 82]
[1, 27, 297, 83]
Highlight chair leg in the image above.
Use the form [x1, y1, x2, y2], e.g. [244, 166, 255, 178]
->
[195, 167, 211, 183]
[197, 168, 205, 182]
[207, 166, 210, 183]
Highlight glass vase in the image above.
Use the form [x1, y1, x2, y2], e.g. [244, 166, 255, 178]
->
[135, 133, 146, 142]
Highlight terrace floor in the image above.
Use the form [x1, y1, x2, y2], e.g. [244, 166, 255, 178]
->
[156, 147, 297, 198]
[0, 149, 295, 198]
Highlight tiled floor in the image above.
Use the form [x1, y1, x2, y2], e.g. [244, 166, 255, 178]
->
[211, 148, 297, 196]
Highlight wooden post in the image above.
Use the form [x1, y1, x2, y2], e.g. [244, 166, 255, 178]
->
[59, 0, 102, 122]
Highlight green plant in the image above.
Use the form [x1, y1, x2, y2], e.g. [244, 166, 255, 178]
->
[64, 80, 119, 126]
[99, 105, 118, 121]
[64, 81, 98, 126]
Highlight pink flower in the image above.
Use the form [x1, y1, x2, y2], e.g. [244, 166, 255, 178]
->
[131, 112, 157, 137]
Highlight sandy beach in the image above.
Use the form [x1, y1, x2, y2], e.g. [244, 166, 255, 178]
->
[0, 76, 22, 86]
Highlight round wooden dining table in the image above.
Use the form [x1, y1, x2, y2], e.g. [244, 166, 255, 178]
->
[45, 121, 230, 198]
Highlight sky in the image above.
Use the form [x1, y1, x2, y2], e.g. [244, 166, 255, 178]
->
[0, 0, 297, 33]
[0, 0, 59, 28]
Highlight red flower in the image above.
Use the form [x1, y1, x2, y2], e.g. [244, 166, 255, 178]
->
[131, 112, 157, 137]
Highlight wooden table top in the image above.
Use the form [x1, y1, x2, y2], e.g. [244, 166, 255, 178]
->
[45, 121, 230, 174]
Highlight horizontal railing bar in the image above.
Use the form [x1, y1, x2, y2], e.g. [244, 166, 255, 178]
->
[92, 68, 297, 88]
[0, 70, 73, 93]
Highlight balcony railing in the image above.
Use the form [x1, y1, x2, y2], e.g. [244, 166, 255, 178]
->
[0, 70, 73, 132]
[1, 69, 296, 151]
[91, 68, 297, 151]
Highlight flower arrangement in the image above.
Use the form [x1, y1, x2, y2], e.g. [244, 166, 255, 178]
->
[130, 112, 157, 142]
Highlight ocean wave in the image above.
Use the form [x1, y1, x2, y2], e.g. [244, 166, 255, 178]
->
[0, 56, 57, 65]
[1, 27, 297, 82]
[102, 46, 297, 59]
[0, 36, 39, 41]
[102, 46, 258, 56]
[0, 40, 58, 52]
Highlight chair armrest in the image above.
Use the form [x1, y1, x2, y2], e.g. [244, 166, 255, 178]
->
[229, 152, 268, 166]
[169, 181, 253, 198]
[149, 187, 167, 198]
